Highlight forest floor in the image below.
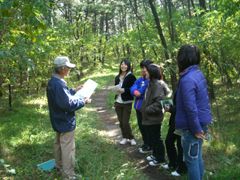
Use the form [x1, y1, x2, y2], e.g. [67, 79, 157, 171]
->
[92, 86, 178, 180]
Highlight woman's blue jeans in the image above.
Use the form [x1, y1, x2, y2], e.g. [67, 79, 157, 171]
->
[181, 130, 204, 180]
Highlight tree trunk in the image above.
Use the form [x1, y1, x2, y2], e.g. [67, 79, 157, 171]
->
[126, 43, 131, 57]
[74, 14, 80, 40]
[105, 13, 109, 41]
[129, 0, 146, 59]
[187, 0, 192, 17]
[98, 12, 105, 64]
[199, 0, 206, 10]
[167, 0, 178, 91]
[166, 0, 177, 43]
[122, 44, 126, 57]
[92, 11, 97, 33]
[115, 45, 121, 61]
[8, 84, 13, 111]
[152, 47, 158, 59]
[209, 0, 212, 11]
[149, 0, 177, 91]
[93, 49, 97, 66]
[148, 0, 169, 60]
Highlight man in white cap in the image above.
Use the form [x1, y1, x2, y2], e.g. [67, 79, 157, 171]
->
[46, 56, 90, 179]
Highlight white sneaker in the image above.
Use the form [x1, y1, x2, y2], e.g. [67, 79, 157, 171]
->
[146, 155, 156, 161]
[138, 145, 152, 153]
[171, 171, 181, 177]
[149, 160, 161, 166]
[161, 163, 169, 170]
[129, 139, 137, 146]
[119, 138, 128, 145]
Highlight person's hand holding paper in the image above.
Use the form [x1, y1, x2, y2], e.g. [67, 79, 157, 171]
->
[74, 79, 98, 100]
[75, 84, 83, 92]
[110, 84, 125, 94]
[84, 97, 92, 104]
[116, 87, 125, 94]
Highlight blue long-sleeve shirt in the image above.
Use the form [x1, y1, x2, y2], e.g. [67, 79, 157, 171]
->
[46, 75, 85, 132]
[175, 65, 212, 134]
[130, 77, 149, 110]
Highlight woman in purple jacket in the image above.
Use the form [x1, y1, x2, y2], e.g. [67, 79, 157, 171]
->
[175, 45, 212, 180]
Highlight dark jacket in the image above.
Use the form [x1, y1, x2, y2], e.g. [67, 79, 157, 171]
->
[47, 75, 85, 133]
[115, 73, 136, 102]
[168, 92, 176, 128]
[130, 77, 149, 110]
[175, 65, 212, 134]
[141, 79, 167, 125]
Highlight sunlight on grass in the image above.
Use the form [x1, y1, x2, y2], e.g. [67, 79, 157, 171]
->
[88, 71, 117, 79]
[225, 143, 237, 155]
[74, 64, 119, 89]
[11, 130, 52, 147]
[83, 107, 97, 112]
[23, 96, 47, 106]
[21, 96, 48, 115]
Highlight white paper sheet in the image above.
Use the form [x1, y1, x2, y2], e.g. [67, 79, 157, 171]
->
[108, 84, 122, 93]
[75, 79, 98, 98]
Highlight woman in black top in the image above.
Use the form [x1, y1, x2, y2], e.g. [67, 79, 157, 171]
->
[114, 59, 136, 145]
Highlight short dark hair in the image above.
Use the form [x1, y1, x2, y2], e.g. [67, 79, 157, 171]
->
[177, 45, 200, 72]
[146, 64, 162, 80]
[118, 59, 132, 75]
[140, 59, 153, 68]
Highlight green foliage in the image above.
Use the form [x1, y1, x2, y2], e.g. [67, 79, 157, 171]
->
[1, 0, 239, 99]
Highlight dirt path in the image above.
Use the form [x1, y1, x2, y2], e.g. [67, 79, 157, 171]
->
[92, 87, 178, 180]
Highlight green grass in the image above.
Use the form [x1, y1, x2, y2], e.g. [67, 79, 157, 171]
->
[0, 65, 146, 179]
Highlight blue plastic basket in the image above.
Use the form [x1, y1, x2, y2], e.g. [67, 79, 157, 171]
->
[37, 159, 56, 171]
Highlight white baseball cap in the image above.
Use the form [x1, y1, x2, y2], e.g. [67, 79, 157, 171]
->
[54, 56, 76, 68]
